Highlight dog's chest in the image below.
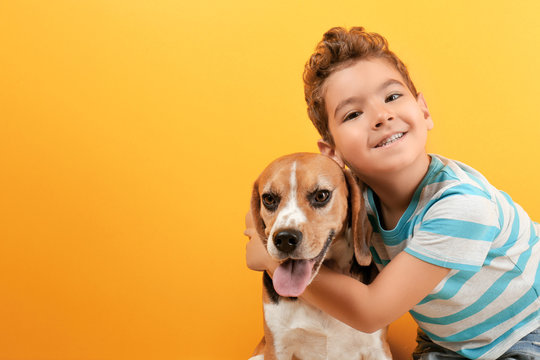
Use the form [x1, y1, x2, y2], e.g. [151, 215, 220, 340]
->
[263, 300, 387, 360]
[263, 235, 388, 360]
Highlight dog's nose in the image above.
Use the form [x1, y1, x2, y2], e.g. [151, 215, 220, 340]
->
[274, 230, 302, 254]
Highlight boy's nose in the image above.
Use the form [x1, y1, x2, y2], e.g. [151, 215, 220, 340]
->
[373, 111, 394, 128]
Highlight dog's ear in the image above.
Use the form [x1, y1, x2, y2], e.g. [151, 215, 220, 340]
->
[344, 169, 372, 266]
[250, 178, 267, 244]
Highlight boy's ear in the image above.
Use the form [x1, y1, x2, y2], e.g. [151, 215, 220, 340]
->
[317, 139, 345, 168]
[416, 92, 434, 130]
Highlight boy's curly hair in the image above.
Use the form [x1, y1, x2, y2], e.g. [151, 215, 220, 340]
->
[303, 27, 418, 145]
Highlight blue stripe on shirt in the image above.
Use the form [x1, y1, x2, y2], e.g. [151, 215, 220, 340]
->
[420, 218, 500, 242]
[418, 270, 476, 305]
[464, 169, 490, 194]
[440, 183, 491, 200]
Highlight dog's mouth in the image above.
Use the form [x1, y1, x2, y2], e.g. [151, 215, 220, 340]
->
[272, 231, 334, 297]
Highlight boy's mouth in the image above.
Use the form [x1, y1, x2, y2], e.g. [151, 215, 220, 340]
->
[375, 132, 405, 148]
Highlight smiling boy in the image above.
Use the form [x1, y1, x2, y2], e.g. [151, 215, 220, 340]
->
[246, 27, 540, 359]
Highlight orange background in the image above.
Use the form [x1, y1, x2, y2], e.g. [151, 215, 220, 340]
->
[1, 1, 540, 359]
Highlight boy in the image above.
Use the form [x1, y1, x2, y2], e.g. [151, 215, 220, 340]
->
[245, 27, 540, 359]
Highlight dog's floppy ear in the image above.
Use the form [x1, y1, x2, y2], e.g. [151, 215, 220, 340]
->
[250, 178, 267, 244]
[344, 169, 372, 266]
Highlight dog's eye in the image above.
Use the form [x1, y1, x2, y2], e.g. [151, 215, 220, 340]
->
[262, 193, 280, 211]
[314, 190, 330, 202]
[310, 189, 331, 208]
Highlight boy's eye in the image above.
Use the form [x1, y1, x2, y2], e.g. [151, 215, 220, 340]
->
[385, 93, 401, 103]
[344, 111, 362, 122]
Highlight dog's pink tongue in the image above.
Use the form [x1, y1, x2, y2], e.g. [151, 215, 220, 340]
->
[273, 260, 315, 297]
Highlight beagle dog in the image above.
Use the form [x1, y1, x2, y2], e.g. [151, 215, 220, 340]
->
[248, 153, 391, 360]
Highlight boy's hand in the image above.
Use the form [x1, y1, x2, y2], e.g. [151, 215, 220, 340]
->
[244, 211, 279, 275]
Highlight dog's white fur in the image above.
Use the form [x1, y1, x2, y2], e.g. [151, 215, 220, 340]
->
[268, 162, 307, 255]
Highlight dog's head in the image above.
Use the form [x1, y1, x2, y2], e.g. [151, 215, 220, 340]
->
[250, 152, 372, 297]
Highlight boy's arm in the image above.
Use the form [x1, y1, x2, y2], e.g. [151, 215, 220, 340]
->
[245, 225, 449, 333]
[300, 251, 450, 333]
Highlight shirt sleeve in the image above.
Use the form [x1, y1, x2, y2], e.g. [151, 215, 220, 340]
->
[405, 185, 501, 272]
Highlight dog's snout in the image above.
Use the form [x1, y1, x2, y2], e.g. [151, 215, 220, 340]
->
[274, 230, 302, 254]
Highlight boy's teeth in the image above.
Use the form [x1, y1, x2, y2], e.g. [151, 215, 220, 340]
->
[377, 132, 404, 147]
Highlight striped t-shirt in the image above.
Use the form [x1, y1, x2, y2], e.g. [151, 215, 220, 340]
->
[365, 154, 540, 359]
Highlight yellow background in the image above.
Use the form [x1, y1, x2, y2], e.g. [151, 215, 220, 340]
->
[1, 1, 539, 359]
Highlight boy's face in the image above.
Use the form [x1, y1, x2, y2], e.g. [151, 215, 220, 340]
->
[319, 58, 433, 180]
